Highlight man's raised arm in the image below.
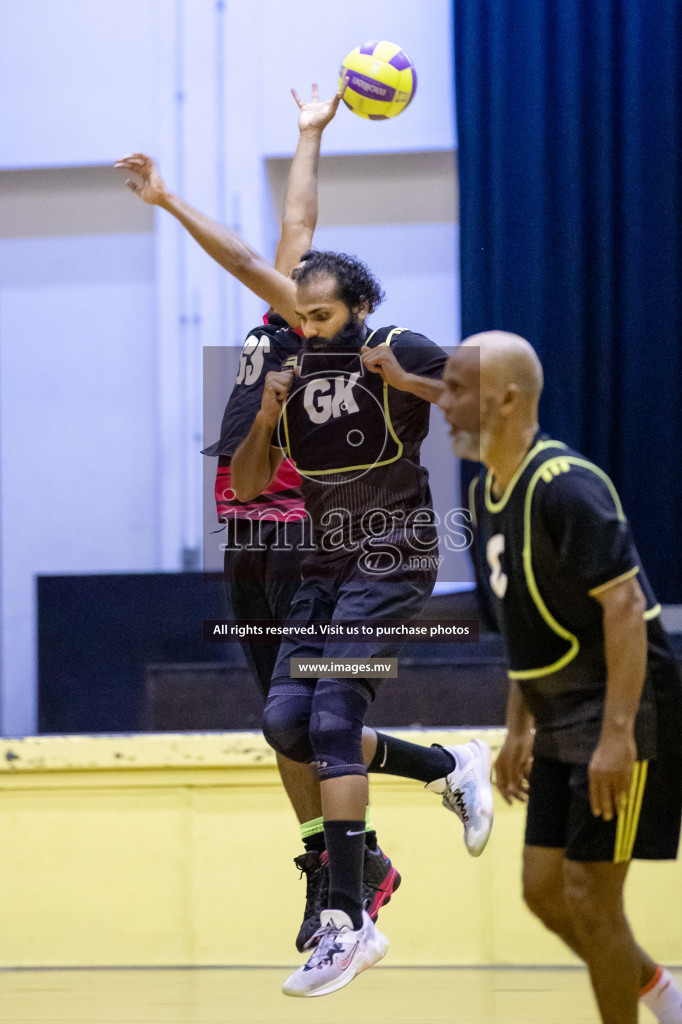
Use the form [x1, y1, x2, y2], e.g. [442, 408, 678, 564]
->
[114, 152, 297, 323]
[274, 83, 344, 276]
[115, 86, 342, 326]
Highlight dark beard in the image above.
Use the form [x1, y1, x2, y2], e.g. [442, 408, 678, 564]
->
[306, 315, 367, 353]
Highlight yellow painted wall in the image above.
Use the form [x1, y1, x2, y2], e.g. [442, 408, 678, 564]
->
[0, 729, 679, 968]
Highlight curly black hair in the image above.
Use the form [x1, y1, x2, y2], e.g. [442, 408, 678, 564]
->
[291, 249, 385, 315]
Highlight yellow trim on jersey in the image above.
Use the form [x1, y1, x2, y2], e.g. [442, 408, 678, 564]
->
[644, 604, 661, 621]
[485, 440, 568, 513]
[508, 457, 580, 679]
[279, 328, 406, 475]
[588, 566, 640, 597]
[468, 475, 479, 530]
[614, 761, 648, 864]
[509, 455, 626, 679]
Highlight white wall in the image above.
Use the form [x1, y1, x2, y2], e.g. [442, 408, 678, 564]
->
[0, 0, 164, 169]
[0, 0, 461, 735]
[255, 0, 456, 156]
[0, 0, 454, 170]
[0, 227, 157, 733]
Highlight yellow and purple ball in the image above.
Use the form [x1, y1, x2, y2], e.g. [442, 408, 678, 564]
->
[339, 40, 417, 120]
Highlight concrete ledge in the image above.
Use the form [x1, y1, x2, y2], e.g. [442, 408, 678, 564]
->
[0, 728, 508, 774]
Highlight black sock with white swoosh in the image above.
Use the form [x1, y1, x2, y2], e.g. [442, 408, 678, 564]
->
[369, 731, 457, 783]
[323, 819, 366, 930]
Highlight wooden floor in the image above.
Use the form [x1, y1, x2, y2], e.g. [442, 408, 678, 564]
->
[0, 964, 675, 1023]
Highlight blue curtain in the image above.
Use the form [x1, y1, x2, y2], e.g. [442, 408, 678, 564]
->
[454, 0, 682, 602]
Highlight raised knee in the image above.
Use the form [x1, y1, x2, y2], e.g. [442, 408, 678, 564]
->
[308, 709, 364, 771]
[261, 692, 313, 764]
[308, 678, 369, 757]
[308, 709, 347, 755]
[308, 694, 367, 781]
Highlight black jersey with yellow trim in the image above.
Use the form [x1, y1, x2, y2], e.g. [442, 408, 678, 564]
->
[273, 326, 445, 477]
[271, 325, 446, 560]
[477, 435, 670, 762]
[277, 329, 401, 478]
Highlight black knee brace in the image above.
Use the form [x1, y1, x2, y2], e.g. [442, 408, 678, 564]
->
[261, 681, 315, 763]
[308, 677, 372, 781]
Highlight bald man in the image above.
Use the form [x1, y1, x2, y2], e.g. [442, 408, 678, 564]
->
[439, 332, 682, 1024]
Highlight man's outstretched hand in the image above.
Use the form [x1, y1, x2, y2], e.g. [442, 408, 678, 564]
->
[291, 81, 346, 134]
[114, 153, 167, 205]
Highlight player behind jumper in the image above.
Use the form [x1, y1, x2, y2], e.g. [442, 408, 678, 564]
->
[231, 251, 495, 997]
[439, 331, 682, 1024]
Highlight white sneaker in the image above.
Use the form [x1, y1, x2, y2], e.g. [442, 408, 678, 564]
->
[426, 738, 494, 856]
[282, 909, 388, 998]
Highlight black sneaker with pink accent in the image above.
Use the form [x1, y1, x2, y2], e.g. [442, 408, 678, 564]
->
[362, 845, 401, 922]
[294, 845, 401, 952]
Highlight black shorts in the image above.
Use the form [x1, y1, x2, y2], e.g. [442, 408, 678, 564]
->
[224, 518, 306, 699]
[271, 556, 436, 695]
[525, 756, 682, 862]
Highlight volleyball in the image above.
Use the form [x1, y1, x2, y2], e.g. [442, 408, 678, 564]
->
[339, 40, 417, 120]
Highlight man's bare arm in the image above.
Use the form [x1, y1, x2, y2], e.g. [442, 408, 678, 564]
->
[230, 414, 285, 502]
[495, 680, 535, 804]
[397, 374, 445, 404]
[361, 345, 446, 403]
[114, 153, 298, 323]
[274, 84, 344, 276]
[231, 370, 293, 501]
[589, 574, 648, 821]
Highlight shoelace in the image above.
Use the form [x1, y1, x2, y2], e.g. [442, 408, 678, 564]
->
[297, 861, 323, 883]
[306, 921, 345, 967]
[296, 855, 329, 915]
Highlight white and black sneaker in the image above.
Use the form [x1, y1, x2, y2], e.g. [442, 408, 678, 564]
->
[282, 909, 388, 998]
[426, 738, 494, 856]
